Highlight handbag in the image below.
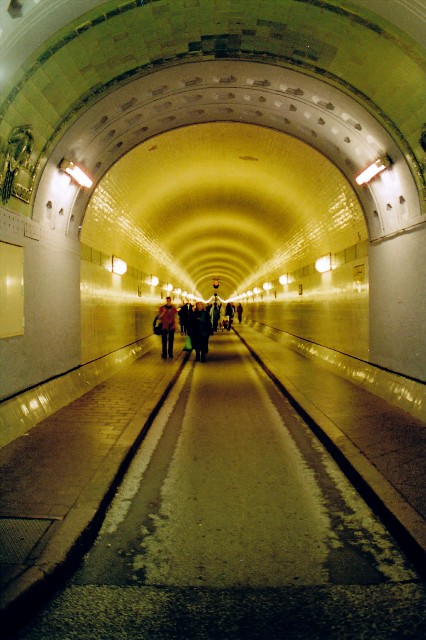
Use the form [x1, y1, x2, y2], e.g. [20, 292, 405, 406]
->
[153, 316, 162, 335]
[183, 335, 192, 351]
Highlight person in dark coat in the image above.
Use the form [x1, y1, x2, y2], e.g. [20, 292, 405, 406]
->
[210, 302, 221, 332]
[236, 302, 243, 323]
[178, 301, 191, 335]
[225, 301, 234, 331]
[188, 301, 212, 362]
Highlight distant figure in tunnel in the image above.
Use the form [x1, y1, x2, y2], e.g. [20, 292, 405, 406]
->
[210, 302, 221, 332]
[236, 302, 243, 323]
[225, 302, 234, 331]
[188, 301, 212, 362]
[158, 296, 178, 359]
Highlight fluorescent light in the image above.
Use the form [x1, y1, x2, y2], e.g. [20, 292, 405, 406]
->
[112, 256, 127, 275]
[355, 156, 390, 185]
[59, 159, 93, 188]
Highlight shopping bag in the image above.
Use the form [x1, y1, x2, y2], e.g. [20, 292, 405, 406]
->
[183, 335, 192, 351]
[153, 316, 162, 335]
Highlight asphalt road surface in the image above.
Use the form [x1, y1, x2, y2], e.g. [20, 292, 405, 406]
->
[14, 333, 426, 639]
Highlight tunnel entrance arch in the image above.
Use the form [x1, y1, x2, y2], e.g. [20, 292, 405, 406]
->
[34, 58, 422, 242]
[30, 57, 425, 380]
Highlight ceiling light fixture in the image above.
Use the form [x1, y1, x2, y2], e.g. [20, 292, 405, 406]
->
[355, 156, 391, 185]
[59, 159, 93, 188]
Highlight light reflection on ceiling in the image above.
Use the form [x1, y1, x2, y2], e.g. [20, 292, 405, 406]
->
[81, 122, 367, 299]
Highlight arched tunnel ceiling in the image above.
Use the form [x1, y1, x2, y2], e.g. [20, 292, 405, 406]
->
[2, 0, 425, 194]
[81, 122, 367, 299]
[1, 0, 425, 300]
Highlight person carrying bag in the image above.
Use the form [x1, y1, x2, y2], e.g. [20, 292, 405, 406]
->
[158, 296, 178, 359]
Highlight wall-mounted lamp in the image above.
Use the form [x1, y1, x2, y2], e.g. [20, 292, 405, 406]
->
[355, 156, 391, 185]
[112, 256, 127, 275]
[279, 274, 288, 285]
[7, 0, 23, 18]
[59, 159, 93, 188]
[148, 275, 159, 286]
[315, 254, 332, 273]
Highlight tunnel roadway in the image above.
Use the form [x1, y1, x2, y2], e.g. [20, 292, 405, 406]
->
[13, 331, 426, 639]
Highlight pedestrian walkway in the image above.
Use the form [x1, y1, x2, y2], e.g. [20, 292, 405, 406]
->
[234, 324, 426, 564]
[0, 325, 425, 632]
[0, 341, 188, 630]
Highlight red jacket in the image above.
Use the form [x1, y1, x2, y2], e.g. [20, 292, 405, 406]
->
[158, 304, 178, 330]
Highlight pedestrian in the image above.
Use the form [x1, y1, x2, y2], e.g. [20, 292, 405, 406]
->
[188, 300, 213, 362]
[225, 301, 234, 331]
[178, 300, 191, 335]
[210, 302, 221, 332]
[158, 296, 178, 359]
[236, 302, 243, 323]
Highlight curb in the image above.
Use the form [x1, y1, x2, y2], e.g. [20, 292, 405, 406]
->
[234, 328, 426, 577]
[0, 353, 190, 635]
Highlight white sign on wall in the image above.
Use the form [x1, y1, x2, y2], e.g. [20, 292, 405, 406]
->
[0, 241, 24, 338]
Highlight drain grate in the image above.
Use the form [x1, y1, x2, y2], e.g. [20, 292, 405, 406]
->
[0, 518, 54, 563]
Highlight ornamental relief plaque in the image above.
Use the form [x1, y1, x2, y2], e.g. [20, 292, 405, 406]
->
[1, 125, 35, 205]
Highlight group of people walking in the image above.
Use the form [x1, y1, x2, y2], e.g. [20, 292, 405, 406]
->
[156, 297, 243, 362]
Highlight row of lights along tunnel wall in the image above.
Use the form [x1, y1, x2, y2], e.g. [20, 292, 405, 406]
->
[59, 155, 391, 299]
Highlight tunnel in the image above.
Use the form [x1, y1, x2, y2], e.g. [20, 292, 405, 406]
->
[0, 1, 426, 634]
[0, 1, 425, 433]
